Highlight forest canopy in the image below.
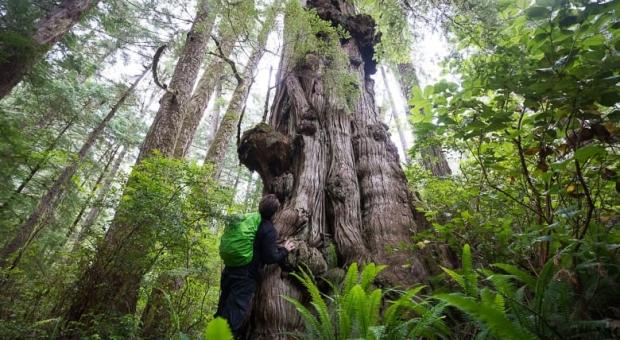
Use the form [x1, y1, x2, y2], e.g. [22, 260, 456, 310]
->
[0, 0, 618, 339]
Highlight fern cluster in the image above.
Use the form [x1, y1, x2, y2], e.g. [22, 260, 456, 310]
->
[285, 263, 448, 340]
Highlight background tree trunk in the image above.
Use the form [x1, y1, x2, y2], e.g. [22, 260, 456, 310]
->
[65, 144, 121, 242]
[174, 24, 236, 158]
[205, 10, 277, 176]
[0, 118, 75, 210]
[61, 1, 213, 331]
[71, 146, 127, 252]
[380, 65, 411, 164]
[394, 62, 451, 177]
[0, 67, 147, 270]
[237, 1, 431, 337]
[138, 1, 212, 161]
[0, 0, 99, 99]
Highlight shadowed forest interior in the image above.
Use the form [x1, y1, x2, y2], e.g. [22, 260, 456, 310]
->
[0, 0, 619, 338]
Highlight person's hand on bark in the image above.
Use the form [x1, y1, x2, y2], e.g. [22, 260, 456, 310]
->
[282, 239, 296, 252]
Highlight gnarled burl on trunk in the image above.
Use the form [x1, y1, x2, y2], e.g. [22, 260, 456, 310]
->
[237, 0, 432, 338]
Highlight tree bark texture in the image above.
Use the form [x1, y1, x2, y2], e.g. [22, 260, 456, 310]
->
[205, 10, 276, 176]
[138, 0, 213, 161]
[0, 67, 147, 270]
[0, 0, 99, 99]
[237, 1, 431, 337]
[205, 80, 224, 148]
[61, 1, 214, 331]
[174, 24, 236, 158]
[395, 62, 451, 177]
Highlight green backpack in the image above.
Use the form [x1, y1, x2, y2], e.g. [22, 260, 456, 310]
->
[219, 212, 262, 267]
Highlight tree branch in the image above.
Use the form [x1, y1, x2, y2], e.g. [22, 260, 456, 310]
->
[152, 45, 168, 91]
[210, 34, 243, 84]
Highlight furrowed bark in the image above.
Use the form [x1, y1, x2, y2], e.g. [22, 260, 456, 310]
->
[173, 18, 232, 158]
[61, 1, 214, 332]
[139, 272, 185, 339]
[237, 1, 431, 337]
[138, 1, 212, 161]
[0, 67, 147, 270]
[0, 0, 99, 99]
[395, 62, 451, 177]
[205, 12, 276, 175]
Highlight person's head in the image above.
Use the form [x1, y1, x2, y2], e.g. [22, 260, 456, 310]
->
[259, 194, 280, 220]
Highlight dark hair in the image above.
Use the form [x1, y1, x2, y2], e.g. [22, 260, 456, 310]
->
[259, 194, 280, 219]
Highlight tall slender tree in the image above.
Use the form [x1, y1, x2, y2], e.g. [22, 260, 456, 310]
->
[380, 65, 411, 164]
[237, 1, 431, 337]
[174, 24, 238, 158]
[0, 0, 100, 99]
[0, 66, 149, 270]
[394, 62, 452, 176]
[61, 0, 216, 330]
[205, 5, 278, 175]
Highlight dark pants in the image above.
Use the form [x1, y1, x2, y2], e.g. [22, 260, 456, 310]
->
[215, 266, 256, 337]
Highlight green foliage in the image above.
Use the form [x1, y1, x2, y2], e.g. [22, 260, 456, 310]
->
[436, 244, 619, 339]
[283, 0, 359, 109]
[354, 0, 411, 63]
[285, 263, 448, 340]
[204, 317, 234, 340]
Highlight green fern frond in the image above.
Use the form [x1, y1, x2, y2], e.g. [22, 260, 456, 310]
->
[291, 269, 335, 340]
[441, 266, 466, 292]
[409, 301, 449, 339]
[360, 263, 386, 290]
[343, 262, 359, 294]
[462, 244, 479, 297]
[204, 317, 234, 340]
[435, 293, 537, 340]
[282, 296, 324, 339]
[493, 263, 536, 289]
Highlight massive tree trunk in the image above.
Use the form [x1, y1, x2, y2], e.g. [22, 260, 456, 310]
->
[174, 24, 236, 158]
[394, 62, 452, 177]
[237, 1, 431, 337]
[60, 1, 213, 332]
[0, 0, 99, 100]
[380, 65, 411, 164]
[0, 67, 147, 270]
[204, 10, 276, 176]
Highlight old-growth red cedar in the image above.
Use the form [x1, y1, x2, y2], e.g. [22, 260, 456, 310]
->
[0, 0, 100, 99]
[237, 1, 431, 337]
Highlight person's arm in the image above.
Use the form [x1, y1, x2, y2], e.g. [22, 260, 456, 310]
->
[259, 221, 288, 265]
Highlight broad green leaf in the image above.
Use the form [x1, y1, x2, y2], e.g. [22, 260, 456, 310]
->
[204, 317, 233, 340]
[574, 145, 607, 162]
